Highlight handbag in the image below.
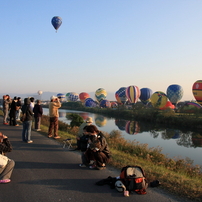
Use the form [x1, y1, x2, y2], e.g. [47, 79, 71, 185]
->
[0, 154, 8, 168]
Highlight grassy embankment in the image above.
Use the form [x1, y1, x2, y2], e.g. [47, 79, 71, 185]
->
[1, 107, 202, 201]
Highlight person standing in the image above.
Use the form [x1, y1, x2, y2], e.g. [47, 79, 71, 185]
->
[9, 97, 18, 126]
[29, 97, 35, 112]
[2, 95, 11, 125]
[75, 117, 93, 150]
[16, 97, 22, 120]
[21, 98, 34, 143]
[48, 96, 61, 139]
[0, 132, 15, 183]
[33, 100, 43, 131]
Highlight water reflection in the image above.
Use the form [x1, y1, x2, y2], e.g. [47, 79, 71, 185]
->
[42, 108, 202, 166]
[94, 115, 107, 127]
[125, 121, 140, 135]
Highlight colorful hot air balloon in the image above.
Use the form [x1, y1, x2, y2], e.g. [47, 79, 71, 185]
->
[140, 88, 153, 105]
[166, 84, 183, 105]
[160, 101, 175, 110]
[115, 87, 127, 104]
[125, 86, 141, 104]
[100, 100, 111, 108]
[95, 88, 107, 102]
[69, 92, 79, 102]
[51, 16, 62, 31]
[66, 92, 72, 101]
[150, 91, 168, 109]
[192, 80, 202, 106]
[57, 93, 65, 102]
[79, 92, 90, 103]
[111, 101, 118, 108]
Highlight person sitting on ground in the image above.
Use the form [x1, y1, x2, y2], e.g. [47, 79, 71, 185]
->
[0, 132, 15, 184]
[75, 117, 93, 150]
[79, 125, 110, 170]
[33, 100, 43, 131]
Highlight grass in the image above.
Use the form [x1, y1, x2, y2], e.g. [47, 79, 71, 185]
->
[1, 109, 202, 201]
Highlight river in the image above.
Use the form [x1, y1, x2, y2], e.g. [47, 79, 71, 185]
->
[43, 108, 202, 167]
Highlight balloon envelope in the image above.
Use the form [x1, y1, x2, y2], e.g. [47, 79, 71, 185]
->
[84, 98, 97, 107]
[151, 91, 168, 109]
[95, 115, 107, 127]
[69, 92, 79, 102]
[38, 90, 43, 95]
[166, 84, 183, 105]
[140, 88, 153, 105]
[125, 86, 141, 104]
[51, 16, 62, 31]
[79, 92, 90, 103]
[192, 80, 202, 106]
[115, 87, 127, 104]
[100, 99, 111, 108]
[95, 88, 107, 102]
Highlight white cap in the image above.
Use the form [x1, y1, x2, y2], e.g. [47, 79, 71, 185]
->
[50, 95, 57, 100]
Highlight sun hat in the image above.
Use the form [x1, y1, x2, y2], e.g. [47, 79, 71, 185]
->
[86, 117, 93, 123]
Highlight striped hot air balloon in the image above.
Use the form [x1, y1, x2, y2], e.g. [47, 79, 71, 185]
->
[125, 85, 141, 104]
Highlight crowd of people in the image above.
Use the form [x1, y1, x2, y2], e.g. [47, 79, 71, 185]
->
[0, 95, 110, 185]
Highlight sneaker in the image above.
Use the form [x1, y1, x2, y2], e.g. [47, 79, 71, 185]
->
[36, 129, 41, 131]
[79, 164, 86, 167]
[27, 140, 33, 143]
[15, 124, 19, 126]
[89, 164, 97, 169]
[3, 123, 8, 125]
[54, 136, 60, 139]
[48, 135, 52, 138]
[0, 179, 11, 183]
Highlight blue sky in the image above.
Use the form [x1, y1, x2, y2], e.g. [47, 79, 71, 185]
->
[1, 0, 202, 101]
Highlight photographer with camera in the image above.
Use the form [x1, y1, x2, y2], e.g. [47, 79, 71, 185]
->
[48, 96, 61, 139]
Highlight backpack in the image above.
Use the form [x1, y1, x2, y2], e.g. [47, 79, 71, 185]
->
[120, 165, 148, 195]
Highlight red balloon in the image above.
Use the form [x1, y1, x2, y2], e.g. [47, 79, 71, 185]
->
[79, 92, 90, 103]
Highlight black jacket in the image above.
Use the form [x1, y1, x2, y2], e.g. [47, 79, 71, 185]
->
[33, 104, 43, 118]
[21, 98, 33, 121]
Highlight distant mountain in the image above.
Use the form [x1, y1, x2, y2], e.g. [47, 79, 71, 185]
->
[0, 91, 116, 101]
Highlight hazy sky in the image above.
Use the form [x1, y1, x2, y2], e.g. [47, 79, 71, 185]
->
[1, 0, 202, 101]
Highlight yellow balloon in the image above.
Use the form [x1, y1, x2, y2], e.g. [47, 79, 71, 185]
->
[150, 91, 168, 109]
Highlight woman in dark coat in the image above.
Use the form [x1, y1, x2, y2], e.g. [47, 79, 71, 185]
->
[9, 97, 18, 126]
[0, 132, 15, 183]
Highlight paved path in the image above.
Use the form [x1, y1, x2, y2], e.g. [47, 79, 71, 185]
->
[0, 117, 190, 202]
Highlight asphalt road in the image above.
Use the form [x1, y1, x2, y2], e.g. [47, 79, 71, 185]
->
[0, 117, 191, 202]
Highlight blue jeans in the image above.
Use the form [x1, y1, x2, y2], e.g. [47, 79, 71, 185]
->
[22, 120, 32, 142]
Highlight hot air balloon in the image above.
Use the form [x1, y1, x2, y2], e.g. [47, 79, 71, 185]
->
[95, 88, 107, 102]
[166, 84, 183, 105]
[57, 93, 65, 102]
[37, 90, 43, 95]
[115, 119, 127, 131]
[140, 88, 153, 105]
[115, 87, 127, 104]
[192, 80, 202, 106]
[100, 100, 111, 108]
[125, 86, 141, 104]
[66, 92, 72, 102]
[69, 92, 79, 102]
[84, 98, 97, 107]
[51, 16, 62, 31]
[111, 101, 118, 108]
[150, 91, 168, 109]
[79, 92, 90, 103]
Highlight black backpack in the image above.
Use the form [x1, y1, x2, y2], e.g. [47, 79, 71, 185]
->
[120, 165, 148, 194]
